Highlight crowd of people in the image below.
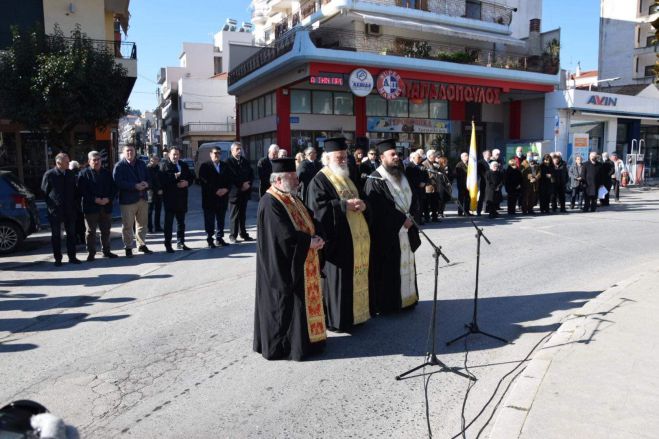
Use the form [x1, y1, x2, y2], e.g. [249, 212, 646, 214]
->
[41, 138, 626, 362]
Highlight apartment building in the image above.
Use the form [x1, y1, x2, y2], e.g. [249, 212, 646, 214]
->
[231, 0, 561, 164]
[0, 0, 136, 191]
[156, 22, 256, 158]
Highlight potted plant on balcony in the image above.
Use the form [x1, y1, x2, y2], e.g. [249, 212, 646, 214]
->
[543, 38, 560, 74]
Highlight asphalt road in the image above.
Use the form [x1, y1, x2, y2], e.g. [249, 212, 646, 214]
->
[1, 186, 658, 438]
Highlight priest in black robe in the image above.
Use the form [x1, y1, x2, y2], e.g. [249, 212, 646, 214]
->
[306, 137, 371, 332]
[254, 158, 327, 361]
[364, 139, 421, 314]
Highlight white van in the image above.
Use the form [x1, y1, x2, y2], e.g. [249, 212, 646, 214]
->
[194, 141, 233, 176]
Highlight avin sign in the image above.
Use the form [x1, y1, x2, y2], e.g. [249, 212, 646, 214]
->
[587, 95, 617, 106]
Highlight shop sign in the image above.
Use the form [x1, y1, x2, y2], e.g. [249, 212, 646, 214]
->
[377, 70, 405, 100]
[290, 116, 300, 124]
[367, 116, 450, 134]
[587, 95, 617, 106]
[402, 81, 501, 104]
[349, 68, 374, 97]
[310, 75, 344, 85]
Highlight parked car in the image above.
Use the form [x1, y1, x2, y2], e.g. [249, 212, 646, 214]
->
[0, 171, 40, 254]
[180, 158, 196, 182]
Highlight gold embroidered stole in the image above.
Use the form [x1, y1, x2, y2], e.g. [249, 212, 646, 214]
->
[320, 167, 371, 325]
[267, 188, 327, 343]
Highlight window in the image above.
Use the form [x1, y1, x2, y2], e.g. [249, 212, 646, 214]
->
[409, 99, 428, 118]
[214, 57, 223, 75]
[265, 93, 273, 117]
[644, 64, 655, 77]
[291, 90, 311, 113]
[333, 92, 354, 115]
[466, 0, 482, 20]
[388, 98, 408, 117]
[366, 95, 387, 116]
[258, 96, 266, 119]
[312, 91, 333, 114]
[429, 100, 449, 119]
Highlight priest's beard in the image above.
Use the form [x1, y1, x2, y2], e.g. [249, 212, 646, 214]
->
[384, 163, 403, 179]
[329, 162, 349, 179]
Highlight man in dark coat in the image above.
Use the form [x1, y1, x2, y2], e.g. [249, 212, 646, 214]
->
[41, 152, 80, 266]
[477, 150, 491, 215]
[159, 147, 194, 252]
[504, 158, 522, 215]
[405, 151, 428, 224]
[455, 152, 470, 216]
[147, 155, 163, 233]
[582, 151, 603, 212]
[256, 144, 279, 197]
[77, 151, 118, 261]
[551, 154, 569, 213]
[225, 141, 255, 243]
[600, 152, 615, 206]
[254, 158, 327, 361]
[361, 147, 380, 176]
[296, 146, 323, 203]
[364, 139, 421, 314]
[348, 137, 369, 195]
[569, 155, 585, 209]
[306, 138, 371, 332]
[198, 146, 232, 248]
[485, 161, 503, 218]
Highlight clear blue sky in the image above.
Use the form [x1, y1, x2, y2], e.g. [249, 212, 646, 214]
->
[126, 0, 600, 113]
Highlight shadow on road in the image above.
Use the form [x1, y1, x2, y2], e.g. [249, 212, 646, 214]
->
[311, 289, 601, 361]
[0, 313, 130, 336]
[0, 274, 171, 288]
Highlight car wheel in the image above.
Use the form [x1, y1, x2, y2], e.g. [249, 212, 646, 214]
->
[0, 221, 23, 254]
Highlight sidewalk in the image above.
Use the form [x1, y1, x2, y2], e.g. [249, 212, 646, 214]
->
[491, 266, 659, 438]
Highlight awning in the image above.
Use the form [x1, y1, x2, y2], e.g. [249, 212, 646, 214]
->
[353, 12, 526, 47]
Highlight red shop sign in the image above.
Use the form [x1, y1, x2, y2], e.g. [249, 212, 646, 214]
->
[377, 70, 405, 100]
[403, 81, 501, 104]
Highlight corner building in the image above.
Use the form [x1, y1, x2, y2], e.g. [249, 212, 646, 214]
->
[229, 0, 560, 164]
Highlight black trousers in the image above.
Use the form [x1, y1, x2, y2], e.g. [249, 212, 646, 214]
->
[571, 187, 583, 209]
[600, 185, 611, 206]
[539, 190, 552, 213]
[229, 195, 249, 238]
[507, 192, 518, 214]
[203, 204, 228, 242]
[164, 210, 186, 246]
[613, 180, 620, 201]
[457, 189, 470, 215]
[148, 194, 162, 231]
[48, 214, 77, 261]
[551, 188, 566, 212]
[477, 180, 486, 214]
[583, 195, 598, 212]
[424, 193, 439, 219]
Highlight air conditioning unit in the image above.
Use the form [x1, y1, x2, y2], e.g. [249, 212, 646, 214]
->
[366, 23, 381, 36]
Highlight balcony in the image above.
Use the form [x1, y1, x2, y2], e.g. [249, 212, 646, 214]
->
[228, 28, 298, 85]
[181, 122, 236, 136]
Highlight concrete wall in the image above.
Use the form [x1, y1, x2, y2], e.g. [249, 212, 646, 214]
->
[179, 43, 215, 78]
[289, 114, 356, 132]
[241, 116, 277, 137]
[177, 78, 235, 127]
[43, 0, 109, 41]
[520, 97, 545, 140]
[502, 0, 542, 39]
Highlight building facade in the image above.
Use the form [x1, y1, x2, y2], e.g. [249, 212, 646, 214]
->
[0, 0, 136, 192]
[156, 23, 257, 159]
[231, 0, 560, 165]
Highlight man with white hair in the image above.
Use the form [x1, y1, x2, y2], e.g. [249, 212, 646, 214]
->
[405, 151, 427, 224]
[277, 149, 288, 158]
[254, 158, 327, 360]
[257, 144, 279, 197]
[297, 146, 322, 203]
[77, 151, 118, 260]
[582, 151, 603, 212]
[306, 138, 371, 331]
[456, 152, 470, 216]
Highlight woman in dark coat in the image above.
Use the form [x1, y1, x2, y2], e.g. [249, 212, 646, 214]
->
[504, 159, 523, 215]
[485, 161, 503, 218]
[538, 153, 554, 214]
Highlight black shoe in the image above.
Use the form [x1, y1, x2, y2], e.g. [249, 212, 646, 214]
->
[207, 241, 217, 248]
[216, 238, 229, 247]
[69, 257, 82, 264]
[165, 246, 175, 253]
[177, 243, 191, 250]
[54, 260, 63, 267]
[138, 245, 153, 254]
[125, 248, 133, 258]
[240, 235, 255, 242]
[86, 253, 95, 262]
[103, 251, 119, 259]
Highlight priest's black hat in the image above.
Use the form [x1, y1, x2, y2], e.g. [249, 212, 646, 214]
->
[376, 138, 397, 154]
[324, 137, 347, 152]
[271, 158, 296, 173]
[354, 137, 370, 152]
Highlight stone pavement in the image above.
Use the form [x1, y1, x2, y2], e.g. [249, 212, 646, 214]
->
[491, 265, 659, 439]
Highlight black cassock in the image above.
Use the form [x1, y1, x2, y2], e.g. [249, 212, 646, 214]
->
[364, 171, 421, 314]
[306, 171, 370, 331]
[253, 193, 325, 361]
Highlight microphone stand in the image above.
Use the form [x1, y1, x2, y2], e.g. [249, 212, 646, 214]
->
[396, 215, 475, 381]
[430, 171, 507, 346]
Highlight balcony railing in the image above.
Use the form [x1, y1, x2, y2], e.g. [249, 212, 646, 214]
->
[310, 28, 559, 74]
[181, 122, 236, 136]
[228, 27, 300, 85]
[353, 0, 513, 25]
[1, 33, 137, 59]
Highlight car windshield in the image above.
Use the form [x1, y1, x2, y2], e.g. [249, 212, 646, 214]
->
[2, 172, 32, 196]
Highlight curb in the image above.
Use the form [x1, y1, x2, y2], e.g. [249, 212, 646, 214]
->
[489, 265, 659, 439]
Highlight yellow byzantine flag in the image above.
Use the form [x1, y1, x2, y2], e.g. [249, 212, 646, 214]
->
[466, 120, 479, 212]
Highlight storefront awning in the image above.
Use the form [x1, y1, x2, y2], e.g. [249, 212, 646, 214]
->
[575, 108, 659, 120]
[354, 12, 527, 47]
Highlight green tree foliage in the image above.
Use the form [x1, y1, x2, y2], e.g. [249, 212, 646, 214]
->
[0, 25, 128, 150]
